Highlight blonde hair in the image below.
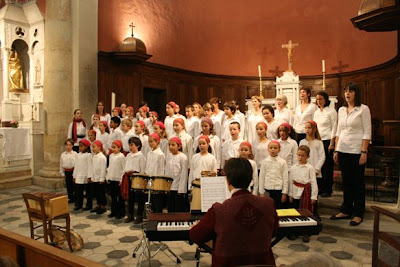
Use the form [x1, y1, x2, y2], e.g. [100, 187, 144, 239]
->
[121, 118, 132, 128]
[251, 95, 262, 107]
[193, 102, 204, 118]
[276, 94, 288, 105]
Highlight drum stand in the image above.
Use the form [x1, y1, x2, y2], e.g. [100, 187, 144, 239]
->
[133, 183, 182, 266]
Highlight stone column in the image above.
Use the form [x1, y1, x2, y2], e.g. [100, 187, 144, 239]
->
[34, 0, 72, 188]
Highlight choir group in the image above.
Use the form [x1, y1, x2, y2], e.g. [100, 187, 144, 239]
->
[60, 85, 369, 243]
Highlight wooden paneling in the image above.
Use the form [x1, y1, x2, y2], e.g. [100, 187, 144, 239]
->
[99, 53, 400, 141]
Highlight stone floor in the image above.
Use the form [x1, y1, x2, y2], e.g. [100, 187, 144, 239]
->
[0, 185, 395, 267]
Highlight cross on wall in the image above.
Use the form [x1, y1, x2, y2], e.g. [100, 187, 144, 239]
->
[332, 60, 349, 73]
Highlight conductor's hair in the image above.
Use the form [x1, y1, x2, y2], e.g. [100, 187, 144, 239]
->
[224, 158, 252, 189]
[129, 137, 142, 151]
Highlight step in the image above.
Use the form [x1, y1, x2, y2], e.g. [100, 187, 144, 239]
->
[0, 167, 31, 179]
[0, 176, 32, 190]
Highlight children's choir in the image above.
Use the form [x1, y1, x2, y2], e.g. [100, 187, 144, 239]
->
[63, 94, 337, 241]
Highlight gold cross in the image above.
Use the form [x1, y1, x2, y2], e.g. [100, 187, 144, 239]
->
[129, 22, 135, 37]
[282, 40, 299, 71]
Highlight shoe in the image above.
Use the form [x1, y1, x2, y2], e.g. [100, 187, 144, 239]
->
[115, 214, 125, 220]
[124, 216, 133, 223]
[96, 208, 107, 215]
[108, 213, 115, 218]
[134, 217, 143, 224]
[287, 235, 297, 240]
[321, 193, 331, 198]
[302, 235, 310, 243]
[90, 207, 99, 213]
[350, 218, 363, 226]
[82, 206, 92, 211]
[73, 206, 82, 211]
[68, 200, 75, 204]
[330, 214, 351, 220]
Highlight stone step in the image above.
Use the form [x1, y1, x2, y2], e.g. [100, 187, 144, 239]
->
[0, 176, 32, 190]
[0, 167, 31, 179]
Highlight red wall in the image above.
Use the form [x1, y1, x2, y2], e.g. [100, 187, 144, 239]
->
[98, 0, 397, 76]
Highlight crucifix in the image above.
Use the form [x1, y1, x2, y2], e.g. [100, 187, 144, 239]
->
[129, 22, 135, 37]
[332, 60, 349, 73]
[282, 40, 299, 71]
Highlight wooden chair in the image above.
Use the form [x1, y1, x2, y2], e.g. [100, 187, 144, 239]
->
[371, 205, 400, 267]
[22, 193, 73, 252]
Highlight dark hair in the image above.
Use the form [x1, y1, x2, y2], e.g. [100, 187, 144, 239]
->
[230, 121, 240, 130]
[223, 101, 237, 113]
[343, 82, 362, 107]
[73, 109, 81, 115]
[111, 116, 121, 126]
[315, 91, 331, 107]
[129, 137, 142, 151]
[209, 97, 222, 110]
[224, 158, 252, 189]
[277, 124, 296, 139]
[79, 142, 90, 153]
[65, 138, 74, 146]
[300, 88, 312, 103]
[139, 101, 148, 108]
[262, 104, 275, 117]
[298, 145, 310, 156]
[95, 101, 107, 116]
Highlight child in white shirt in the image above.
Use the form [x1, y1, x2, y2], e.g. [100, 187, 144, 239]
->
[60, 139, 77, 203]
[166, 137, 189, 212]
[73, 139, 92, 211]
[259, 140, 289, 209]
[278, 123, 298, 171]
[238, 142, 258, 195]
[221, 122, 243, 169]
[90, 140, 107, 214]
[121, 118, 136, 156]
[106, 140, 126, 219]
[153, 121, 169, 155]
[164, 101, 177, 138]
[252, 122, 270, 173]
[97, 121, 109, 154]
[135, 120, 150, 157]
[185, 105, 201, 139]
[172, 118, 193, 166]
[108, 117, 123, 155]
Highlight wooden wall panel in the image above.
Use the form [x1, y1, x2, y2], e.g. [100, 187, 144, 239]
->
[98, 53, 400, 143]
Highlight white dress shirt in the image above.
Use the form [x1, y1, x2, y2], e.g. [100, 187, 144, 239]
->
[248, 159, 259, 196]
[336, 104, 371, 154]
[188, 153, 217, 188]
[73, 152, 92, 184]
[172, 130, 193, 166]
[124, 151, 146, 173]
[193, 134, 221, 169]
[235, 110, 246, 136]
[186, 116, 201, 139]
[266, 120, 279, 140]
[314, 106, 338, 141]
[278, 137, 298, 170]
[106, 152, 126, 182]
[91, 114, 111, 127]
[164, 115, 177, 139]
[96, 132, 109, 154]
[165, 152, 189, 194]
[251, 139, 270, 169]
[299, 139, 326, 177]
[121, 128, 136, 153]
[221, 138, 243, 168]
[258, 156, 288, 195]
[59, 151, 77, 176]
[145, 147, 165, 176]
[289, 163, 318, 200]
[221, 116, 242, 142]
[245, 110, 266, 143]
[293, 103, 317, 134]
[160, 138, 169, 156]
[275, 107, 292, 125]
[67, 122, 86, 146]
[108, 127, 123, 152]
[91, 152, 107, 183]
[137, 133, 150, 157]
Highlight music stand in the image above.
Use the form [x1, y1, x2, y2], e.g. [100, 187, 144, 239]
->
[132, 179, 182, 266]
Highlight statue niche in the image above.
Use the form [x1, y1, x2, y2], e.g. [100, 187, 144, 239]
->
[9, 39, 29, 92]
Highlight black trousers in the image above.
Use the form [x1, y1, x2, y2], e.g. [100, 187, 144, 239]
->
[320, 140, 334, 195]
[74, 184, 87, 208]
[338, 152, 365, 218]
[85, 182, 94, 208]
[265, 189, 282, 209]
[128, 190, 146, 218]
[151, 193, 165, 213]
[296, 133, 306, 144]
[94, 182, 107, 206]
[108, 181, 125, 217]
[167, 191, 188, 212]
[64, 171, 74, 202]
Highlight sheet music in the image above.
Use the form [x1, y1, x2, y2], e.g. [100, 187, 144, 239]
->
[200, 176, 231, 212]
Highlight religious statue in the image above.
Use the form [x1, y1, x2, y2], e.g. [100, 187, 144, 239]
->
[8, 50, 24, 89]
[282, 40, 299, 71]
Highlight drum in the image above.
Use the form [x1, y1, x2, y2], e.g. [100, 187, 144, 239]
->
[200, 171, 217, 177]
[190, 178, 201, 211]
[131, 173, 150, 190]
[150, 176, 173, 192]
[50, 227, 84, 251]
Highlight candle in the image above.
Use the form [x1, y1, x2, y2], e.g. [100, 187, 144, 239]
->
[111, 92, 116, 110]
[322, 60, 326, 73]
[258, 65, 261, 77]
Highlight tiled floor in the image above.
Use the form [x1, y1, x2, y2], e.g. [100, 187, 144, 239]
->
[0, 185, 378, 266]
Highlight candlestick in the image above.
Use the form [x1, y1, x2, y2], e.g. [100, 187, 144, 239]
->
[258, 65, 261, 77]
[322, 71, 326, 91]
[322, 60, 326, 73]
[111, 92, 116, 111]
[31, 104, 34, 121]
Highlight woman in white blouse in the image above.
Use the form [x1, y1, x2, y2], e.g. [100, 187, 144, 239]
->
[91, 101, 111, 126]
[275, 94, 292, 125]
[245, 95, 266, 143]
[331, 83, 371, 226]
[314, 91, 337, 197]
[67, 109, 87, 152]
[293, 88, 317, 143]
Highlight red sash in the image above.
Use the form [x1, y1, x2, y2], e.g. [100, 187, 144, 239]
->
[63, 168, 74, 172]
[293, 181, 314, 213]
[72, 118, 86, 143]
[121, 171, 134, 200]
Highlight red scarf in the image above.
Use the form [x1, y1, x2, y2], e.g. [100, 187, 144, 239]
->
[121, 171, 134, 200]
[72, 118, 86, 143]
[293, 181, 314, 213]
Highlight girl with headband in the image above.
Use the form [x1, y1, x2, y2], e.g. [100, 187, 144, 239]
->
[134, 120, 150, 157]
[90, 140, 107, 215]
[164, 101, 178, 138]
[60, 139, 77, 203]
[238, 142, 258, 195]
[252, 121, 270, 175]
[153, 121, 168, 155]
[172, 118, 193, 167]
[277, 123, 298, 172]
[73, 139, 92, 211]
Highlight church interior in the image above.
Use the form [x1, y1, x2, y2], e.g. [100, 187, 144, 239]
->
[0, 0, 400, 266]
